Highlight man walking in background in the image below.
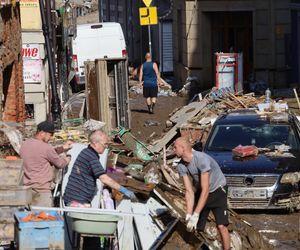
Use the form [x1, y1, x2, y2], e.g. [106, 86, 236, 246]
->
[139, 52, 162, 114]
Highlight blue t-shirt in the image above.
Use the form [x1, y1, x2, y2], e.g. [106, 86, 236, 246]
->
[142, 61, 157, 87]
[177, 151, 226, 192]
[64, 145, 106, 204]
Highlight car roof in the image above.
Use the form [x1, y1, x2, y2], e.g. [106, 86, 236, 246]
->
[215, 109, 292, 125]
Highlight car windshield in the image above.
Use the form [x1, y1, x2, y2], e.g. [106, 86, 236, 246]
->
[207, 123, 299, 151]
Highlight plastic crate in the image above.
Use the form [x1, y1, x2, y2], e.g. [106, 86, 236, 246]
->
[14, 211, 64, 250]
[0, 186, 32, 206]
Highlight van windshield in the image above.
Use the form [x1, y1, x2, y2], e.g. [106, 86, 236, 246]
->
[207, 123, 299, 151]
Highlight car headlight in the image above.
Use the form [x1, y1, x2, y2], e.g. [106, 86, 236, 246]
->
[280, 172, 300, 184]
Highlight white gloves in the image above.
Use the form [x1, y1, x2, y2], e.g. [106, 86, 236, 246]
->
[186, 212, 199, 232]
[185, 214, 192, 222]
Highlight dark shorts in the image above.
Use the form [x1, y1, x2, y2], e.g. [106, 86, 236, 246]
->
[143, 86, 158, 98]
[196, 187, 229, 231]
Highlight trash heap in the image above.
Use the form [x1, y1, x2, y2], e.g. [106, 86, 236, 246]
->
[149, 87, 288, 153]
[0, 88, 277, 249]
[106, 105, 273, 249]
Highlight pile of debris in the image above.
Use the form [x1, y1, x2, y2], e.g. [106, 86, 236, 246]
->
[0, 122, 23, 158]
[129, 78, 177, 97]
[105, 87, 298, 249]
[103, 123, 272, 249]
[149, 87, 285, 153]
[0, 88, 276, 249]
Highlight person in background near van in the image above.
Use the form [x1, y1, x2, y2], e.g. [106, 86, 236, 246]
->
[63, 130, 137, 207]
[20, 121, 72, 207]
[173, 137, 230, 250]
[139, 52, 162, 114]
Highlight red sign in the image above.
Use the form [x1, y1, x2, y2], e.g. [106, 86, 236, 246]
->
[22, 44, 40, 59]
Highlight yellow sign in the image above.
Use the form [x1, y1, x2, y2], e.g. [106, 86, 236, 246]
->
[20, 0, 42, 30]
[139, 7, 158, 26]
[142, 0, 152, 7]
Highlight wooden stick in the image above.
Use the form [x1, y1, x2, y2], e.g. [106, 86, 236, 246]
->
[228, 93, 247, 108]
[293, 88, 300, 110]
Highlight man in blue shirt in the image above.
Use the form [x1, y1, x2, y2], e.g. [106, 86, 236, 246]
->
[64, 130, 136, 206]
[139, 52, 162, 114]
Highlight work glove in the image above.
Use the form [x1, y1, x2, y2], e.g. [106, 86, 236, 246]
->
[186, 212, 199, 232]
[185, 214, 192, 222]
[119, 186, 138, 202]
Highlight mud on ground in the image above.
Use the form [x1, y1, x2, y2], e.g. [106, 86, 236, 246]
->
[240, 212, 300, 250]
[129, 93, 188, 144]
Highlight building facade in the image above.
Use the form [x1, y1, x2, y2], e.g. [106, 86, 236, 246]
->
[173, 0, 300, 89]
[0, 1, 25, 123]
[20, 0, 50, 124]
[100, 0, 174, 74]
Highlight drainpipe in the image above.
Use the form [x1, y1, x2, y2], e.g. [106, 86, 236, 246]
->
[39, 0, 61, 127]
[98, 0, 103, 22]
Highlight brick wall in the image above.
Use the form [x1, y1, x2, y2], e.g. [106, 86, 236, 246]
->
[0, 2, 25, 123]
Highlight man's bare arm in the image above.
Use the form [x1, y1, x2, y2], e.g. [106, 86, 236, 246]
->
[99, 174, 136, 200]
[153, 63, 161, 85]
[183, 175, 195, 215]
[139, 65, 143, 84]
[99, 174, 121, 190]
[194, 171, 210, 214]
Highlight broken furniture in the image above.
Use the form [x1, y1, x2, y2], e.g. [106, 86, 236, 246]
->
[85, 58, 131, 133]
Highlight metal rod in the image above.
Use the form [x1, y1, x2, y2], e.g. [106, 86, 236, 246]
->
[98, 0, 103, 22]
[30, 206, 146, 217]
[148, 25, 152, 55]
[39, 0, 61, 127]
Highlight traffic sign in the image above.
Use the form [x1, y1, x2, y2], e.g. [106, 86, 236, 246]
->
[139, 7, 158, 26]
[142, 0, 152, 7]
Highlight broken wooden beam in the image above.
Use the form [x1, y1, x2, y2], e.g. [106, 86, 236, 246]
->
[149, 100, 207, 153]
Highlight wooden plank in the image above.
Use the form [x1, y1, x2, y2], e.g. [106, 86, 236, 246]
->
[117, 200, 134, 250]
[293, 88, 300, 110]
[96, 60, 111, 133]
[153, 188, 183, 218]
[169, 101, 203, 124]
[132, 203, 162, 250]
[149, 100, 207, 153]
[148, 126, 178, 153]
[161, 145, 179, 186]
[228, 93, 247, 108]
[85, 62, 98, 120]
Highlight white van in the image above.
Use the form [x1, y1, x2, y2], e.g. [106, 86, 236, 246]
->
[72, 22, 127, 85]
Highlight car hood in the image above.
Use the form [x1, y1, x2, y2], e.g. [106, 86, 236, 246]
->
[205, 151, 300, 175]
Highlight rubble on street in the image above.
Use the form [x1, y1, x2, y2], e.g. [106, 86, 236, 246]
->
[0, 88, 281, 249]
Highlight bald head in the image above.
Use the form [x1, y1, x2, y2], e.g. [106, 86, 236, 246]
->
[175, 137, 192, 150]
[145, 52, 151, 61]
[174, 137, 193, 160]
[89, 130, 110, 154]
[89, 130, 108, 144]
